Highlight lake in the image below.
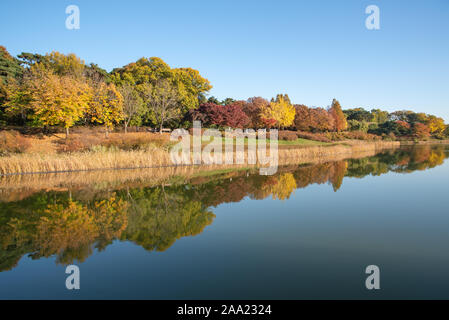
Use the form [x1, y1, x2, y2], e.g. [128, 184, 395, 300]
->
[1, 145, 449, 299]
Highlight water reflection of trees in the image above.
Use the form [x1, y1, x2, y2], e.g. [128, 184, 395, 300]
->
[346, 145, 447, 178]
[0, 145, 447, 271]
[0, 188, 214, 272]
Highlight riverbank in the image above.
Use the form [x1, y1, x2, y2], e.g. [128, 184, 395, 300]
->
[0, 139, 399, 176]
[400, 139, 449, 146]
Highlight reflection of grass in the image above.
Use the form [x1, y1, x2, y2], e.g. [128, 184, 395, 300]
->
[191, 167, 251, 178]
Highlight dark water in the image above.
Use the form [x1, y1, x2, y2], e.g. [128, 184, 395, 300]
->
[1, 145, 449, 299]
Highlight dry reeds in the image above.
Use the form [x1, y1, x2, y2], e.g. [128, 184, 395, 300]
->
[0, 140, 399, 176]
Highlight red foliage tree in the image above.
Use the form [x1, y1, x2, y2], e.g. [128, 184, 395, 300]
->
[192, 102, 250, 128]
[310, 108, 335, 132]
[395, 120, 411, 135]
[412, 122, 431, 139]
[294, 105, 312, 131]
[223, 102, 250, 128]
[260, 117, 277, 129]
[295, 105, 334, 132]
[244, 97, 269, 129]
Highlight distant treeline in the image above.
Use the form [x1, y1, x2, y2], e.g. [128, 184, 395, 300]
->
[1, 46, 447, 140]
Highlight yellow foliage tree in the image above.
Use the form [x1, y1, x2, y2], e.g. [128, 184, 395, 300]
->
[426, 115, 445, 135]
[45, 51, 86, 79]
[27, 66, 91, 137]
[88, 82, 124, 136]
[261, 94, 295, 129]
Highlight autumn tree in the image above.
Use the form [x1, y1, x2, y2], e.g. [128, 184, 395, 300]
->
[310, 107, 335, 132]
[111, 57, 212, 127]
[395, 120, 412, 135]
[261, 94, 295, 129]
[2, 77, 32, 125]
[370, 109, 389, 124]
[88, 82, 124, 136]
[118, 83, 145, 133]
[244, 97, 268, 129]
[426, 115, 445, 136]
[294, 104, 311, 131]
[24, 65, 91, 137]
[294, 105, 334, 132]
[143, 80, 181, 133]
[191, 102, 250, 128]
[328, 99, 347, 132]
[38, 51, 86, 79]
[217, 103, 250, 128]
[412, 122, 431, 139]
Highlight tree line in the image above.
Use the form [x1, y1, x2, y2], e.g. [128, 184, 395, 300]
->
[1, 46, 448, 140]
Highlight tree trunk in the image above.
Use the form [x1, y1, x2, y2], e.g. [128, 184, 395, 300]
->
[65, 127, 69, 139]
[159, 122, 163, 134]
[124, 122, 128, 134]
[105, 127, 109, 138]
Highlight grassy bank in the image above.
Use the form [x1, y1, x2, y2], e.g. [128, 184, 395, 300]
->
[0, 132, 400, 175]
[400, 139, 449, 146]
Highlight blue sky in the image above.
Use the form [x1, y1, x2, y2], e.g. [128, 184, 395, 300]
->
[1, 0, 448, 120]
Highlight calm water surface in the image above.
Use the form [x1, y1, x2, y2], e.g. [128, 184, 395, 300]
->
[1, 145, 449, 299]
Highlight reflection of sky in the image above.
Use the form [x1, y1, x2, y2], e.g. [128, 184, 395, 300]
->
[2, 159, 449, 299]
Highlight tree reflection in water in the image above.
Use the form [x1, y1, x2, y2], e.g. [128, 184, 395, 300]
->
[0, 145, 447, 272]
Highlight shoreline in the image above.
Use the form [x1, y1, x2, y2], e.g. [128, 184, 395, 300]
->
[400, 139, 449, 146]
[0, 140, 400, 177]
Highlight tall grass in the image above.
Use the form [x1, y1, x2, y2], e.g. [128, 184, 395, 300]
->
[0, 140, 399, 176]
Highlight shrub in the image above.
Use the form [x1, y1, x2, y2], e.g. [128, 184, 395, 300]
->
[325, 132, 345, 141]
[56, 135, 103, 153]
[0, 130, 31, 155]
[297, 131, 332, 143]
[278, 131, 298, 141]
[101, 133, 169, 151]
[343, 131, 381, 141]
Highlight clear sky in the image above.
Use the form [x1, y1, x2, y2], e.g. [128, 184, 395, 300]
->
[1, 0, 448, 120]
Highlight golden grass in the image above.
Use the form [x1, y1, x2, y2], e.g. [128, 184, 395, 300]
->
[0, 147, 170, 175]
[0, 140, 399, 176]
